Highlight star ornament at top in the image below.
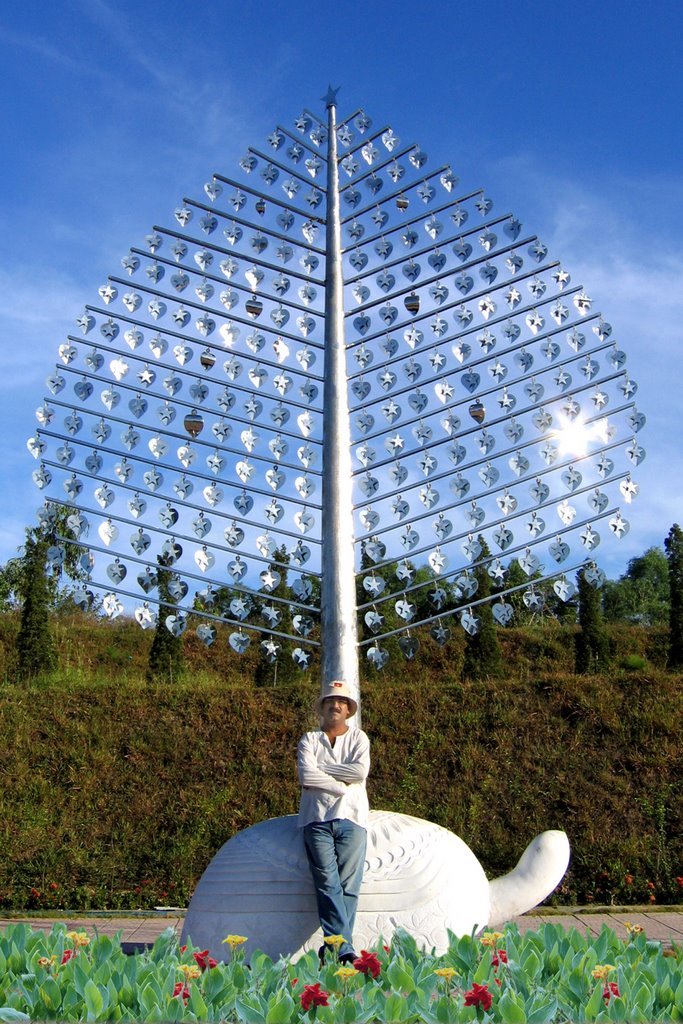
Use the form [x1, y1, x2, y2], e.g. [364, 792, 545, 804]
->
[322, 85, 340, 108]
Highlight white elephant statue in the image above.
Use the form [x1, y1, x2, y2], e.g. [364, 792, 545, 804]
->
[181, 810, 570, 960]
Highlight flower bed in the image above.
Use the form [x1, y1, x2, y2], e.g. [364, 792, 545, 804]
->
[0, 922, 681, 1021]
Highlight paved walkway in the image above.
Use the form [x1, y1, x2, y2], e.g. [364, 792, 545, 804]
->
[1, 909, 682, 949]
[515, 910, 683, 944]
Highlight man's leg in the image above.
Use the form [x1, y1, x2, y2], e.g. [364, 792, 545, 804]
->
[303, 821, 352, 951]
[332, 819, 367, 950]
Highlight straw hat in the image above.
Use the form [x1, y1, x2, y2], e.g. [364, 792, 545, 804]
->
[318, 680, 358, 717]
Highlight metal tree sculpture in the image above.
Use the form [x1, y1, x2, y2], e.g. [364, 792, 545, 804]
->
[29, 90, 644, 698]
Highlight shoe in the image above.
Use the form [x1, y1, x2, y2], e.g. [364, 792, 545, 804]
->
[338, 951, 358, 965]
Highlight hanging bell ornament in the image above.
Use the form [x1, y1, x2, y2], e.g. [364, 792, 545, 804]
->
[200, 348, 216, 370]
[396, 193, 409, 211]
[404, 291, 420, 315]
[184, 409, 205, 438]
[468, 399, 486, 424]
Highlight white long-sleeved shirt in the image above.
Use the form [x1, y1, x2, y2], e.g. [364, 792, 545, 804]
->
[297, 727, 370, 828]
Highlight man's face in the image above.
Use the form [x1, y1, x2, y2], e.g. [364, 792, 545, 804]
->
[321, 696, 352, 729]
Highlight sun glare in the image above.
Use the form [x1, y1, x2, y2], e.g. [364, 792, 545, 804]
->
[554, 415, 591, 457]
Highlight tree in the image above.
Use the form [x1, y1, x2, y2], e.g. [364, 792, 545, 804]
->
[254, 544, 299, 686]
[11, 503, 90, 679]
[575, 565, 609, 673]
[664, 524, 683, 669]
[463, 537, 502, 680]
[603, 546, 669, 625]
[16, 534, 56, 678]
[0, 504, 88, 612]
[356, 550, 407, 644]
[0, 556, 28, 611]
[498, 557, 534, 624]
[147, 559, 185, 683]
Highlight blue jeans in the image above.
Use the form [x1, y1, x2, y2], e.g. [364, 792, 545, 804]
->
[303, 819, 367, 957]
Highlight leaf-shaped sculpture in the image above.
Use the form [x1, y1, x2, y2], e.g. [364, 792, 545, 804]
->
[29, 92, 643, 686]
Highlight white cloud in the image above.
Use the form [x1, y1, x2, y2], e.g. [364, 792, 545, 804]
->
[0, 266, 85, 326]
[467, 151, 683, 574]
[544, 189, 683, 571]
[0, 23, 111, 78]
[0, 267, 86, 397]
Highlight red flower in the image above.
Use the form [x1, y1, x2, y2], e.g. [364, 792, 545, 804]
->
[383, 944, 390, 953]
[603, 982, 620, 1003]
[173, 982, 190, 1004]
[61, 948, 76, 965]
[494, 977, 502, 987]
[647, 881, 655, 890]
[300, 983, 329, 1011]
[491, 948, 508, 969]
[464, 983, 493, 1012]
[624, 874, 634, 885]
[179, 945, 187, 954]
[193, 949, 218, 971]
[676, 876, 683, 887]
[49, 882, 59, 891]
[291, 978, 298, 987]
[353, 950, 381, 978]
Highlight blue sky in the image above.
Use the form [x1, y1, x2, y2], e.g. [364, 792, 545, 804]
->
[1, 0, 682, 581]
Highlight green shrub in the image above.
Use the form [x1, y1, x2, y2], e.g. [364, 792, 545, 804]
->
[0, 667, 680, 911]
[16, 538, 55, 679]
[619, 654, 647, 671]
[575, 567, 609, 673]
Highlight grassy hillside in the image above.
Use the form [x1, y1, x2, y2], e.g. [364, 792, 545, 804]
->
[0, 612, 679, 911]
[0, 610, 671, 686]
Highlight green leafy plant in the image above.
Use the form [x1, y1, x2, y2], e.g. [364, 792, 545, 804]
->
[0, 922, 681, 1022]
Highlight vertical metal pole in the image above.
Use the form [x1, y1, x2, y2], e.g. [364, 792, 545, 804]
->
[320, 93, 360, 716]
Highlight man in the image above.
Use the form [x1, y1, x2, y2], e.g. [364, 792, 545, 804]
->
[297, 680, 370, 963]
